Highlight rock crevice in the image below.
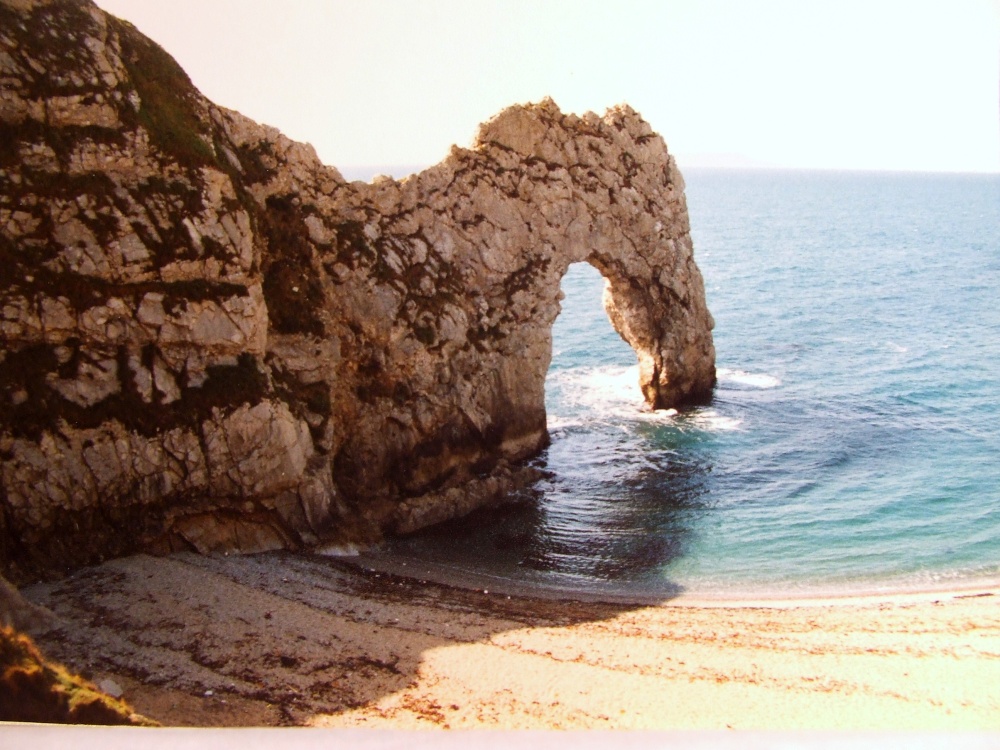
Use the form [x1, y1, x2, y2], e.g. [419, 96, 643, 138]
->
[0, 0, 715, 580]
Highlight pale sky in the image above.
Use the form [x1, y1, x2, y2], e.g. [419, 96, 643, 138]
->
[94, 0, 1000, 174]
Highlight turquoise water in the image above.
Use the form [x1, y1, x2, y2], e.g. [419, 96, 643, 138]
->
[387, 169, 1000, 597]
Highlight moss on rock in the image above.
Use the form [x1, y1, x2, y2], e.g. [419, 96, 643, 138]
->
[111, 16, 216, 168]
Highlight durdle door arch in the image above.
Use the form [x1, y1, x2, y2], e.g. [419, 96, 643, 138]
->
[338, 99, 719, 512]
[0, 0, 713, 579]
[460, 98, 718, 413]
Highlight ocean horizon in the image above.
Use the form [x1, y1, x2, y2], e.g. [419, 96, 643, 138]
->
[338, 163, 1000, 183]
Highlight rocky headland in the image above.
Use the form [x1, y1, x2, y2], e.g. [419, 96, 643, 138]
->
[0, 0, 715, 583]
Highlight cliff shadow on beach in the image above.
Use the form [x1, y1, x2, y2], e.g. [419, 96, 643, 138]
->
[20, 548, 683, 726]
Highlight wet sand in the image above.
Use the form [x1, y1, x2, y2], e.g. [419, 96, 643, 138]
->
[20, 550, 1000, 729]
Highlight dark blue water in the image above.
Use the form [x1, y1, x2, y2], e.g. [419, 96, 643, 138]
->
[386, 169, 1000, 597]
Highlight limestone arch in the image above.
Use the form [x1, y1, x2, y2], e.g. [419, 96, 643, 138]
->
[306, 99, 718, 525]
[467, 99, 717, 421]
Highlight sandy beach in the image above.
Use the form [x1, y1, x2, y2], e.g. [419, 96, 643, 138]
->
[18, 550, 1000, 730]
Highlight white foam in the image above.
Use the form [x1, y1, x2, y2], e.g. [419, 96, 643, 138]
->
[547, 365, 741, 432]
[686, 409, 743, 431]
[548, 364, 679, 425]
[548, 364, 644, 412]
[716, 367, 781, 389]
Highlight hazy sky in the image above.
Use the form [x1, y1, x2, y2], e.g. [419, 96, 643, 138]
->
[94, 0, 1000, 174]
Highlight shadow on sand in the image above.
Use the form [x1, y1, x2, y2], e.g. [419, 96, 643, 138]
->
[21, 549, 681, 726]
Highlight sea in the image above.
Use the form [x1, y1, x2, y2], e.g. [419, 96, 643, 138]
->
[361, 167, 1000, 599]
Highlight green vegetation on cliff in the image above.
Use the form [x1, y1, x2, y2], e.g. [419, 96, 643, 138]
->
[111, 16, 216, 168]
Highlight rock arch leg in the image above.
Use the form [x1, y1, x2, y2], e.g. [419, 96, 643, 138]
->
[595, 254, 716, 409]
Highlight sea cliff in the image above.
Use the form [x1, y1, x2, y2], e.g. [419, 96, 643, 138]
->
[0, 0, 715, 581]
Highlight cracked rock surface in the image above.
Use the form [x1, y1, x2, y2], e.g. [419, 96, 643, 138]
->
[0, 0, 715, 580]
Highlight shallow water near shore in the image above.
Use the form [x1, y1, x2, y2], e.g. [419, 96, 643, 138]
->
[386, 169, 1000, 598]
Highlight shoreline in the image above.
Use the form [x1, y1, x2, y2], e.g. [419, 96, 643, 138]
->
[19, 550, 1000, 729]
[341, 549, 1000, 609]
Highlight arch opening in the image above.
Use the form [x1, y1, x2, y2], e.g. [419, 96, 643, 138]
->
[545, 261, 642, 430]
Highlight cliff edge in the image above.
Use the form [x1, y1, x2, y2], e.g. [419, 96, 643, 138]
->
[0, 0, 715, 581]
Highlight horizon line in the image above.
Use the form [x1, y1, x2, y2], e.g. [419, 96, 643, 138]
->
[336, 162, 1000, 182]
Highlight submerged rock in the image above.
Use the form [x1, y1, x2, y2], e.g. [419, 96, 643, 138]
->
[0, 0, 715, 580]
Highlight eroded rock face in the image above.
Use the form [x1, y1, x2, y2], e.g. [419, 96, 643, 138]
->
[0, 0, 715, 581]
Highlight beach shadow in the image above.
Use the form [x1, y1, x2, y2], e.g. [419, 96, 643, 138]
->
[22, 547, 683, 727]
